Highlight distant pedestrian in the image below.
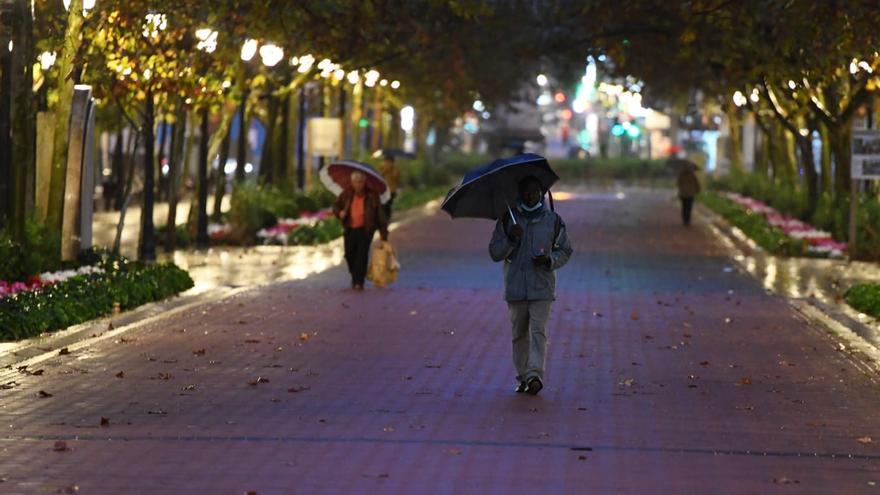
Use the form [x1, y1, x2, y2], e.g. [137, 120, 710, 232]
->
[677, 164, 701, 226]
[333, 171, 389, 290]
[378, 154, 401, 220]
[489, 176, 572, 395]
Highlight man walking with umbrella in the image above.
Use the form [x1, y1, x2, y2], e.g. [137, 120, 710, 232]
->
[489, 176, 572, 395]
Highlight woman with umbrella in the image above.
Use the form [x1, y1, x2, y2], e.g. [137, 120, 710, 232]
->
[323, 161, 390, 290]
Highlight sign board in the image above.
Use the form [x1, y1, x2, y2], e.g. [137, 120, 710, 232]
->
[307, 117, 343, 157]
[851, 130, 880, 180]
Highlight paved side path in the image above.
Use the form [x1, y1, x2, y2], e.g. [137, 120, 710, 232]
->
[2, 190, 880, 494]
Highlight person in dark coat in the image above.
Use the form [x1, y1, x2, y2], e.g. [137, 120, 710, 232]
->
[333, 171, 389, 290]
[489, 176, 573, 395]
[677, 164, 701, 226]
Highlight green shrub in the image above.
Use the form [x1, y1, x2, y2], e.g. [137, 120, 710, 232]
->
[394, 185, 449, 211]
[228, 184, 280, 243]
[0, 217, 61, 281]
[845, 283, 880, 318]
[288, 218, 344, 245]
[0, 259, 193, 341]
[700, 192, 805, 256]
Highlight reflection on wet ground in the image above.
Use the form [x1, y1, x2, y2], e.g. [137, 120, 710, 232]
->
[702, 208, 880, 332]
[158, 241, 345, 295]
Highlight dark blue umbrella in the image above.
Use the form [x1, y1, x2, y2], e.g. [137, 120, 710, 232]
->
[441, 153, 559, 222]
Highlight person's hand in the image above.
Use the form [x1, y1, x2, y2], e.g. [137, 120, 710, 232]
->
[532, 254, 552, 269]
[508, 224, 524, 242]
[338, 210, 347, 220]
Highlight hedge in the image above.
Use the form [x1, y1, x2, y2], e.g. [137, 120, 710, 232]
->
[700, 192, 805, 256]
[845, 283, 880, 319]
[0, 257, 193, 341]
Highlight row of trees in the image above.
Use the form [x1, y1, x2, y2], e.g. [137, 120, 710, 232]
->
[1, 0, 549, 261]
[541, 1, 880, 228]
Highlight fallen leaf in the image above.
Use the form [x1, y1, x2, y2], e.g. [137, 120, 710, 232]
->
[182, 384, 197, 391]
[699, 361, 710, 366]
[447, 448, 462, 455]
[298, 332, 310, 342]
[58, 347, 70, 355]
[287, 386, 310, 393]
[773, 477, 799, 484]
[618, 378, 635, 387]
[100, 417, 110, 427]
[244, 339, 261, 344]
[724, 317, 732, 324]
[115, 371, 125, 378]
[858, 436, 873, 444]
[578, 455, 587, 460]
[53, 441, 69, 452]
[741, 377, 753, 385]
[37, 390, 53, 398]
[248, 377, 270, 386]
[630, 311, 639, 321]
[192, 349, 206, 356]
[147, 409, 167, 415]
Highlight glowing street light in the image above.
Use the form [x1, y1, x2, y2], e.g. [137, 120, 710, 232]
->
[297, 54, 315, 73]
[390, 80, 400, 89]
[39, 51, 57, 70]
[195, 28, 218, 53]
[380, 79, 388, 87]
[240, 39, 258, 62]
[347, 71, 360, 84]
[259, 43, 284, 67]
[732, 90, 747, 107]
[142, 13, 168, 39]
[536, 74, 548, 86]
[473, 100, 485, 112]
[400, 105, 415, 132]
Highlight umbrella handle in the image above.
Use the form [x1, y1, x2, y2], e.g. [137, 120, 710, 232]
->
[506, 203, 517, 225]
[548, 189, 555, 212]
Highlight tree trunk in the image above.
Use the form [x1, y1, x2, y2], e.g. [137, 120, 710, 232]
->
[113, 130, 140, 255]
[236, 87, 249, 183]
[278, 92, 290, 189]
[725, 107, 744, 174]
[831, 123, 852, 201]
[156, 117, 168, 202]
[112, 128, 125, 209]
[796, 133, 819, 220]
[165, 108, 186, 251]
[196, 108, 210, 249]
[296, 85, 307, 190]
[260, 93, 280, 185]
[819, 122, 833, 196]
[0, 45, 11, 230]
[10, 0, 36, 242]
[138, 88, 156, 261]
[46, 0, 84, 235]
[212, 126, 231, 222]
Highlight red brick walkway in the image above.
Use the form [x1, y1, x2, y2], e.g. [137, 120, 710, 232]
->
[2, 189, 880, 494]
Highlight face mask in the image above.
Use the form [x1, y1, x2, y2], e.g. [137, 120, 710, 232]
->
[520, 201, 543, 212]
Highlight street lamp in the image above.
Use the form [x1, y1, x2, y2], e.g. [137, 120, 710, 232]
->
[347, 71, 360, 85]
[259, 43, 284, 67]
[240, 39, 258, 62]
[536, 74, 548, 87]
[390, 80, 400, 89]
[195, 28, 218, 53]
[297, 54, 315, 73]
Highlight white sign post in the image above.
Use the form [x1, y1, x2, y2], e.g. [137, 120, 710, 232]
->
[307, 117, 343, 189]
[849, 130, 880, 258]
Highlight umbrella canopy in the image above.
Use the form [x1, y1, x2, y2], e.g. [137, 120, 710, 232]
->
[319, 160, 391, 204]
[441, 153, 559, 221]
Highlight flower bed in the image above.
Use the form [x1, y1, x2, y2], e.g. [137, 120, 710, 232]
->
[719, 192, 847, 258]
[256, 209, 334, 245]
[0, 252, 193, 341]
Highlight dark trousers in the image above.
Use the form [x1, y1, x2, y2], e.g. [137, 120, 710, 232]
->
[680, 197, 694, 226]
[344, 228, 371, 286]
[382, 194, 396, 221]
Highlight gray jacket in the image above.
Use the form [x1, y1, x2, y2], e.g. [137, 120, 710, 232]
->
[489, 206, 572, 301]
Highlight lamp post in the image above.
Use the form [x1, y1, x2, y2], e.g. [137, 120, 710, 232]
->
[194, 28, 218, 250]
[236, 39, 258, 183]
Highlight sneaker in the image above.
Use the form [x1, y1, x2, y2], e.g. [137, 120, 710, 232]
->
[526, 376, 543, 395]
[514, 381, 527, 393]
